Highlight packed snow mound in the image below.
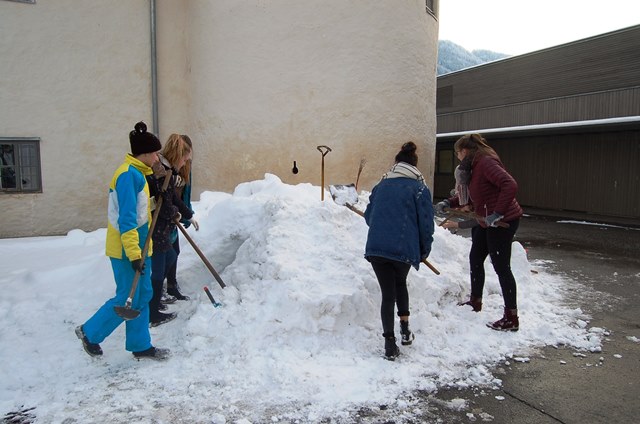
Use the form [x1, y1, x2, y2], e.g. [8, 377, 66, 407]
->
[0, 173, 602, 423]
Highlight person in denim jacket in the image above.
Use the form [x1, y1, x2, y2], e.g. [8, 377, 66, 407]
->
[364, 142, 435, 360]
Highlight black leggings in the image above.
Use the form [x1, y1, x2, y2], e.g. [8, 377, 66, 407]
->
[469, 219, 520, 309]
[370, 257, 411, 338]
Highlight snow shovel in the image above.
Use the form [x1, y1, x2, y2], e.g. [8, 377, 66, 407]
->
[203, 286, 222, 308]
[443, 208, 510, 228]
[317, 145, 332, 201]
[175, 220, 226, 289]
[114, 173, 172, 320]
[329, 184, 441, 275]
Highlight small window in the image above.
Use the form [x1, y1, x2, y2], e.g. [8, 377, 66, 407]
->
[1, 138, 42, 193]
[426, 0, 438, 16]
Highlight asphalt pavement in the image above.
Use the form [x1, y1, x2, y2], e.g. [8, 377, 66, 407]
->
[430, 212, 640, 424]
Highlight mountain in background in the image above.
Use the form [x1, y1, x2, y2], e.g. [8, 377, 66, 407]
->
[438, 40, 510, 75]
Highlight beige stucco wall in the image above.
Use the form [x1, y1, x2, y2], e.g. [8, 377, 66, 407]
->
[1, 0, 438, 238]
[0, 0, 152, 238]
[158, 0, 438, 198]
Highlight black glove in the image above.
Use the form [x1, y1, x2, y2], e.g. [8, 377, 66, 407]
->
[131, 258, 145, 274]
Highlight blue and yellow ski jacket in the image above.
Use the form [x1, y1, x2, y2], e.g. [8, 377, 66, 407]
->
[105, 154, 154, 261]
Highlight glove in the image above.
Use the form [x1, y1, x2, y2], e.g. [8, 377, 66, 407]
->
[131, 258, 145, 274]
[485, 212, 505, 227]
[435, 199, 450, 214]
[189, 217, 199, 231]
[174, 212, 182, 223]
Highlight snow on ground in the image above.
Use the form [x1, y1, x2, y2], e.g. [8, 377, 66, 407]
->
[0, 174, 603, 423]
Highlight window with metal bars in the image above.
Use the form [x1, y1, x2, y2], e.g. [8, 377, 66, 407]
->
[1, 138, 42, 193]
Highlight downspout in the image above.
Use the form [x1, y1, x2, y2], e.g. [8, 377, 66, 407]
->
[150, 0, 159, 135]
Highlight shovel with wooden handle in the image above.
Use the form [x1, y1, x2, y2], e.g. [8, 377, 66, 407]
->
[442, 208, 510, 228]
[329, 184, 441, 275]
[317, 145, 332, 201]
[175, 219, 226, 289]
[114, 172, 172, 320]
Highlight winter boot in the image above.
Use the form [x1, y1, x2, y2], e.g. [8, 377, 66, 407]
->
[384, 336, 400, 361]
[133, 346, 171, 361]
[167, 282, 190, 301]
[75, 325, 103, 357]
[400, 320, 415, 346]
[458, 296, 482, 312]
[487, 308, 519, 332]
[149, 312, 177, 327]
[161, 293, 177, 305]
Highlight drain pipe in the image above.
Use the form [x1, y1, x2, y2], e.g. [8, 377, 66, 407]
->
[150, 0, 159, 135]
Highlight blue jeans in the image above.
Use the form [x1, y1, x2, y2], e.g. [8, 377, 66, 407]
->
[82, 256, 153, 352]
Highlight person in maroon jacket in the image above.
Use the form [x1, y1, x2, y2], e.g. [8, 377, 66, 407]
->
[436, 133, 523, 331]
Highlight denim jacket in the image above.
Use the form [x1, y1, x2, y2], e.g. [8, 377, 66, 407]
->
[364, 176, 435, 270]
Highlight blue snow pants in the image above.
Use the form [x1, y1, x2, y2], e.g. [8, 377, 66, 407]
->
[82, 256, 154, 352]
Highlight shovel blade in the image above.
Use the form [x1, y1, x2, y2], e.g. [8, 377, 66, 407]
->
[114, 305, 141, 320]
[329, 183, 358, 206]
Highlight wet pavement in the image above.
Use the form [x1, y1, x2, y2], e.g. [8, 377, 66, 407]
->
[430, 213, 640, 424]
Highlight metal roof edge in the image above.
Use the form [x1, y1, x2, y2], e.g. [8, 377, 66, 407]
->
[437, 116, 640, 139]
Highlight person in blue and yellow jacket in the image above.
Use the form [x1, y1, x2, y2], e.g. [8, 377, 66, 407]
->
[75, 121, 170, 361]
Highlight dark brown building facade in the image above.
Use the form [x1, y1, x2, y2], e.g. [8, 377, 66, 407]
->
[435, 25, 640, 220]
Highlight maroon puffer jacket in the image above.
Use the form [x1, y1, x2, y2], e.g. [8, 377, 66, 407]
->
[449, 154, 523, 227]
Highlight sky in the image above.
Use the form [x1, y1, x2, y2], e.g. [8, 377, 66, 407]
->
[438, 0, 640, 56]
[0, 174, 613, 423]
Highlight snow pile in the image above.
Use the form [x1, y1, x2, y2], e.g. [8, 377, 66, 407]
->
[0, 174, 601, 423]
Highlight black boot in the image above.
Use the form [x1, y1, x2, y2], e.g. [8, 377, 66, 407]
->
[384, 336, 400, 361]
[133, 346, 171, 361]
[400, 320, 415, 346]
[150, 311, 177, 327]
[167, 282, 190, 301]
[149, 279, 177, 326]
[75, 325, 103, 357]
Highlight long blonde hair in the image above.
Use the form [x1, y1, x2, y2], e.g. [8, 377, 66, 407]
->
[162, 134, 192, 183]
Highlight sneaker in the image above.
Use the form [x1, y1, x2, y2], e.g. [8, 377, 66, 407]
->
[161, 293, 177, 305]
[167, 284, 190, 301]
[149, 312, 177, 327]
[400, 321, 415, 346]
[384, 336, 400, 361]
[133, 346, 171, 361]
[75, 325, 103, 357]
[158, 302, 168, 311]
